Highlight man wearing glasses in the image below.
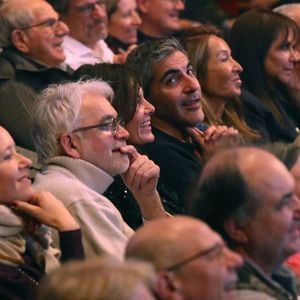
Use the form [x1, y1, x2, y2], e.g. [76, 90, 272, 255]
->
[32, 80, 167, 259]
[47, 0, 132, 69]
[0, 0, 70, 151]
[137, 0, 185, 43]
[126, 216, 243, 300]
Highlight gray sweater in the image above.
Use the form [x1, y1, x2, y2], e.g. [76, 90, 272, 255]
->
[34, 156, 134, 259]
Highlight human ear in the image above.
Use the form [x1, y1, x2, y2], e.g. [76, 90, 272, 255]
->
[136, 0, 150, 14]
[11, 29, 30, 53]
[156, 271, 184, 300]
[224, 218, 248, 244]
[59, 134, 81, 159]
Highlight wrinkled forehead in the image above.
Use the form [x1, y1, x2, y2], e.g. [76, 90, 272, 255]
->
[31, 1, 59, 20]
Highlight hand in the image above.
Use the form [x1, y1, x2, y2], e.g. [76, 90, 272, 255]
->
[187, 125, 242, 162]
[120, 145, 165, 220]
[11, 191, 79, 232]
[113, 44, 137, 64]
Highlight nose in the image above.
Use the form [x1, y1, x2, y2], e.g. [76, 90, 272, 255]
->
[224, 247, 243, 270]
[132, 11, 142, 26]
[115, 125, 129, 140]
[16, 152, 32, 169]
[175, 0, 185, 10]
[92, 3, 107, 20]
[143, 98, 155, 114]
[56, 20, 69, 36]
[232, 58, 243, 73]
[183, 74, 201, 95]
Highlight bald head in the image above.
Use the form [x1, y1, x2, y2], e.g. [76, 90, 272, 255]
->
[126, 216, 222, 270]
[274, 4, 300, 27]
[189, 147, 295, 246]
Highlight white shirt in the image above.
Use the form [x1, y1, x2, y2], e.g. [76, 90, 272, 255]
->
[63, 35, 114, 70]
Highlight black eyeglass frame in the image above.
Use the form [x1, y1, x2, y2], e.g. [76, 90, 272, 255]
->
[164, 243, 223, 272]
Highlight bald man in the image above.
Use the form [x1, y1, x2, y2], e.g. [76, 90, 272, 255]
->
[126, 216, 242, 300]
[189, 147, 300, 300]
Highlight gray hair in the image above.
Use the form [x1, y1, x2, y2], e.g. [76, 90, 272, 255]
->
[0, 0, 37, 48]
[32, 80, 114, 165]
[126, 37, 186, 99]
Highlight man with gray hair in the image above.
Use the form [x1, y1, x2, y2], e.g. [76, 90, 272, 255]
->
[189, 147, 300, 299]
[0, 0, 70, 151]
[32, 79, 166, 259]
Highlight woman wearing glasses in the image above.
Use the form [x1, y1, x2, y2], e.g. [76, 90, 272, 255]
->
[72, 64, 183, 229]
[0, 125, 84, 300]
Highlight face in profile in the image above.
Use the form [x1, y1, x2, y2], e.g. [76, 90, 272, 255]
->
[126, 88, 155, 145]
[202, 35, 243, 101]
[171, 223, 242, 300]
[264, 28, 300, 87]
[71, 92, 130, 176]
[0, 127, 34, 204]
[139, 0, 185, 37]
[18, 0, 69, 67]
[108, 0, 141, 45]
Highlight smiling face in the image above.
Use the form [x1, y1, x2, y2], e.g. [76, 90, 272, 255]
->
[126, 88, 155, 145]
[17, 1, 69, 67]
[0, 127, 34, 204]
[108, 0, 141, 44]
[203, 36, 243, 101]
[264, 29, 300, 86]
[149, 51, 204, 131]
[138, 0, 185, 37]
[71, 92, 130, 176]
[62, 0, 108, 48]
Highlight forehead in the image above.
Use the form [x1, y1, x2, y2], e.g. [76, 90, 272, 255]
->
[31, 1, 58, 20]
[0, 127, 14, 153]
[208, 35, 230, 52]
[243, 153, 295, 205]
[79, 92, 116, 119]
[69, 0, 94, 6]
[151, 50, 189, 81]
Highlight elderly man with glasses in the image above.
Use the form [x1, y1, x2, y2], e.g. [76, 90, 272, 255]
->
[46, 0, 133, 69]
[32, 80, 166, 259]
[126, 215, 243, 300]
[0, 0, 71, 151]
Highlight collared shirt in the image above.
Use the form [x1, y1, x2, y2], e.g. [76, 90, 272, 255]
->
[236, 259, 298, 300]
[63, 35, 114, 70]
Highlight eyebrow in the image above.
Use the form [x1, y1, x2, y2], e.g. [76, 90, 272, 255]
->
[275, 191, 295, 210]
[159, 63, 193, 83]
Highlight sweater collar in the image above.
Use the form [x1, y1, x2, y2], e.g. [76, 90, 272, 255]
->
[44, 156, 114, 194]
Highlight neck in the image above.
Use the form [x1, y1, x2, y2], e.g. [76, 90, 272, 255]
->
[237, 248, 279, 276]
[204, 94, 227, 122]
[139, 20, 170, 38]
[152, 116, 187, 141]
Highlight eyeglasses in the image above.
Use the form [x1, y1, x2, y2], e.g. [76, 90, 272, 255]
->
[73, 0, 105, 14]
[165, 244, 223, 272]
[20, 18, 62, 31]
[72, 117, 125, 136]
